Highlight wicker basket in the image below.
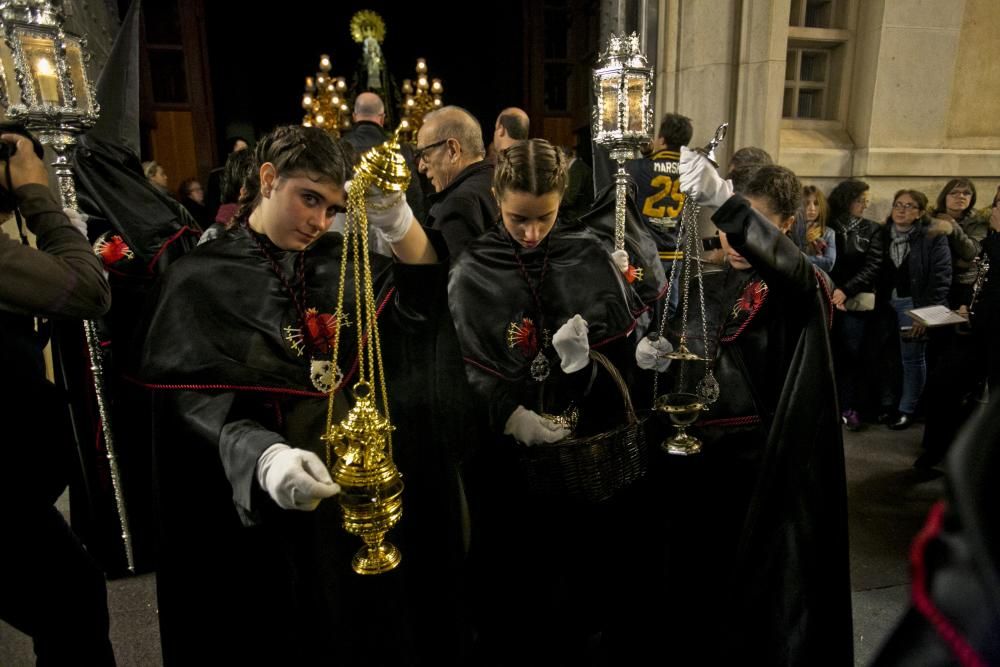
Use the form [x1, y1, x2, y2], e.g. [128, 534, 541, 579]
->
[517, 350, 648, 504]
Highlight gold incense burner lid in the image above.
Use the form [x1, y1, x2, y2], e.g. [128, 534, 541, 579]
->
[355, 126, 411, 193]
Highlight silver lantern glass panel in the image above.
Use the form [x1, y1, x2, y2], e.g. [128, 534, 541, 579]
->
[591, 32, 654, 253]
[592, 32, 654, 158]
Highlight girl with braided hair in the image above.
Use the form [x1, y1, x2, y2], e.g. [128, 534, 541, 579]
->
[449, 138, 658, 662]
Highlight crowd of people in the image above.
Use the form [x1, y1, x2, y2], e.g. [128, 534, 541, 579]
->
[3, 93, 998, 665]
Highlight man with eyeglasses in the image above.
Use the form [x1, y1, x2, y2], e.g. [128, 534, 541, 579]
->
[416, 105, 497, 258]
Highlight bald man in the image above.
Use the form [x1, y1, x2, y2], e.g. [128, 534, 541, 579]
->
[415, 105, 497, 258]
[342, 91, 425, 223]
[493, 107, 529, 153]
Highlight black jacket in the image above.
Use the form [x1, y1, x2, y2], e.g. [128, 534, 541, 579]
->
[829, 214, 883, 296]
[876, 219, 952, 307]
[424, 160, 497, 260]
[341, 120, 387, 157]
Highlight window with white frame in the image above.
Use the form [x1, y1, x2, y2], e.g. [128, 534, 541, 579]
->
[783, 0, 851, 121]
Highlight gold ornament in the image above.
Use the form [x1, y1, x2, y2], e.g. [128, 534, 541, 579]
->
[323, 382, 402, 574]
[322, 124, 411, 575]
[354, 126, 411, 194]
[350, 10, 386, 44]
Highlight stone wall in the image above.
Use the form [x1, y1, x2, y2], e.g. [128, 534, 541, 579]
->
[651, 0, 1000, 216]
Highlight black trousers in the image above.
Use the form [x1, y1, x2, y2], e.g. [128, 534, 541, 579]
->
[0, 504, 115, 666]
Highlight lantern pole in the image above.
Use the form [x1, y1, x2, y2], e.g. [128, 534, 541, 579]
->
[0, 0, 134, 572]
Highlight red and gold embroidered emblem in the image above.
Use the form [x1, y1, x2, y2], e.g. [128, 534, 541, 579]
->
[625, 263, 644, 284]
[285, 308, 346, 357]
[93, 233, 134, 267]
[731, 279, 768, 320]
[506, 317, 540, 358]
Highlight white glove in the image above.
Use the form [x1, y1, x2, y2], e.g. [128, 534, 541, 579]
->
[256, 444, 340, 511]
[611, 249, 629, 274]
[63, 207, 88, 237]
[365, 189, 414, 244]
[552, 314, 590, 373]
[504, 405, 571, 446]
[635, 335, 673, 372]
[679, 146, 733, 209]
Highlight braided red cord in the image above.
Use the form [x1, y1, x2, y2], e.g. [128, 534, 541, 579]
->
[910, 501, 987, 667]
[815, 267, 835, 330]
[721, 285, 768, 343]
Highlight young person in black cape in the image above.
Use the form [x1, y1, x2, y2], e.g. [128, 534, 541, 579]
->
[638, 154, 853, 665]
[139, 125, 470, 665]
[448, 138, 670, 664]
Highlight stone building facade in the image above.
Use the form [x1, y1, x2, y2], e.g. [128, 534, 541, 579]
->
[647, 0, 999, 219]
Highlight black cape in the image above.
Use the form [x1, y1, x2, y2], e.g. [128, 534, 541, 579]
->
[448, 220, 659, 662]
[448, 219, 650, 431]
[140, 226, 470, 666]
[639, 195, 853, 665]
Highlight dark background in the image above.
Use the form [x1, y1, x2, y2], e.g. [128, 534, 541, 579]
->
[204, 2, 526, 149]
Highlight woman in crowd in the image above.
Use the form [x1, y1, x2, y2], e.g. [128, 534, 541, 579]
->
[827, 179, 883, 430]
[917, 187, 1000, 467]
[448, 138, 655, 664]
[876, 189, 951, 430]
[142, 159, 169, 195]
[176, 177, 211, 230]
[931, 178, 989, 310]
[790, 184, 836, 272]
[141, 125, 470, 665]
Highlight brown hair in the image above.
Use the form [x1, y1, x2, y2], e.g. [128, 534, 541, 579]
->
[887, 189, 931, 226]
[233, 125, 353, 224]
[743, 164, 802, 220]
[493, 138, 568, 200]
[934, 178, 977, 218]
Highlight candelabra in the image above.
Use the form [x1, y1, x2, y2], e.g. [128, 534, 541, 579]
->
[0, 0, 133, 571]
[301, 53, 350, 137]
[398, 58, 442, 142]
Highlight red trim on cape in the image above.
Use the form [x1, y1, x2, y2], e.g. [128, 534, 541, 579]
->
[130, 288, 396, 398]
[465, 314, 641, 380]
[146, 226, 199, 274]
[910, 501, 987, 667]
[697, 415, 761, 428]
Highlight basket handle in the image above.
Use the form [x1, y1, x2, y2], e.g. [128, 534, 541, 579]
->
[588, 349, 638, 425]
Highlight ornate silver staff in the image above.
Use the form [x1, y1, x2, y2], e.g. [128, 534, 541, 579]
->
[0, 0, 133, 572]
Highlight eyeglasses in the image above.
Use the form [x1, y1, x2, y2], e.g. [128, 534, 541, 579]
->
[948, 189, 973, 197]
[414, 138, 449, 163]
[892, 201, 918, 211]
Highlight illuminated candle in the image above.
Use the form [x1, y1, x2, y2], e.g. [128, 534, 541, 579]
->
[35, 57, 60, 104]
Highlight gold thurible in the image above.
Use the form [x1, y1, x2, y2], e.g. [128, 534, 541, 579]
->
[322, 125, 410, 575]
